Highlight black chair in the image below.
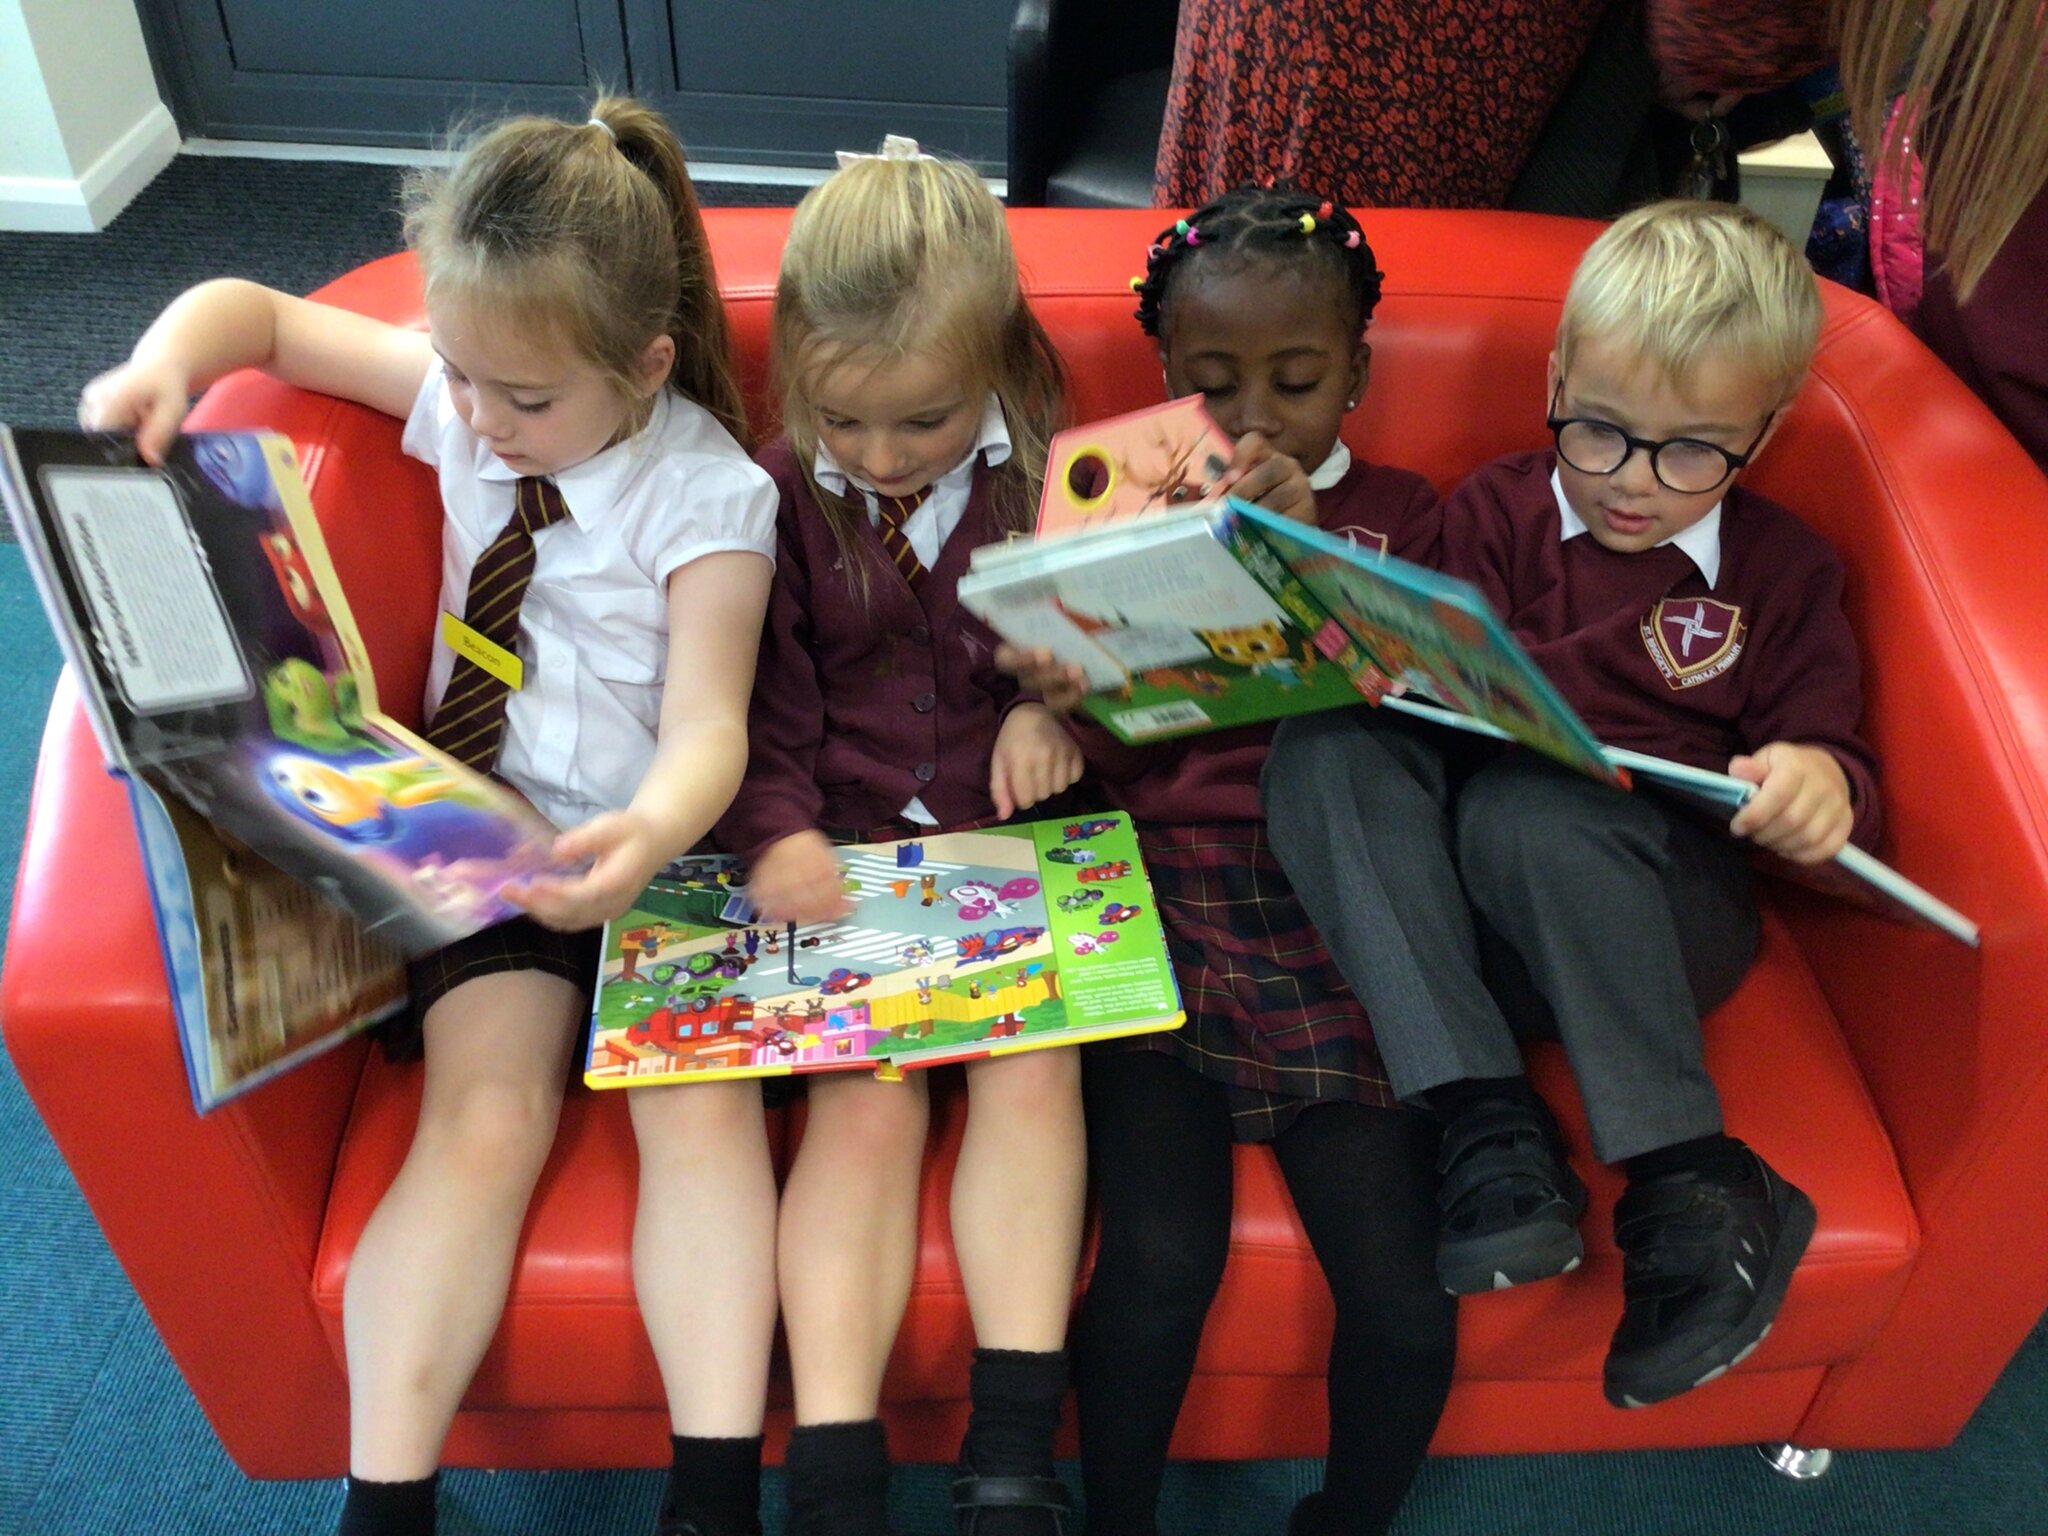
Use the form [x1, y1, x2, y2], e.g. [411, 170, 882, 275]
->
[1007, 0, 1180, 207]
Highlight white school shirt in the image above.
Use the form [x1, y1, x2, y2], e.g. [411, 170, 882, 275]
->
[1551, 466, 1724, 588]
[403, 368, 778, 829]
[811, 394, 1013, 823]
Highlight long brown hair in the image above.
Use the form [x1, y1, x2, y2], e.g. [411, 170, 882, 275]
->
[769, 152, 1068, 596]
[1836, 0, 2048, 301]
[402, 95, 748, 445]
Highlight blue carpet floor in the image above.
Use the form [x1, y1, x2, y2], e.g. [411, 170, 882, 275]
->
[0, 540, 2043, 1533]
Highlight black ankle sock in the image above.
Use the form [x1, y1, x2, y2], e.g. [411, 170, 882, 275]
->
[785, 1419, 891, 1536]
[1427, 1074, 1540, 1123]
[957, 1348, 1069, 1533]
[1626, 1132, 1751, 1186]
[337, 1473, 437, 1536]
[659, 1434, 763, 1536]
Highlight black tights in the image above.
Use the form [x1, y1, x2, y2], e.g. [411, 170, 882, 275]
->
[1071, 1051, 1456, 1536]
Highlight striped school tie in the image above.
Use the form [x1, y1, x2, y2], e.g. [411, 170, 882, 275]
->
[872, 485, 934, 588]
[426, 475, 571, 772]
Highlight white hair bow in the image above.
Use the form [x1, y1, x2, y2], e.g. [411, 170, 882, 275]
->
[835, 134, 934, 169]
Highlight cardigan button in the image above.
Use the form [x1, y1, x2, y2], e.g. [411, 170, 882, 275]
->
[913, 692, 937, 713]
[908, 623, 931, 645]
[914, 762, 937, 783]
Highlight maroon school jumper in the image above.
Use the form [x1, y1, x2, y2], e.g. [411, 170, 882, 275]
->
[1082, 457, 1442, 1140]
[715, 439, 1022, 865]
[1440, 450, 1882, 850]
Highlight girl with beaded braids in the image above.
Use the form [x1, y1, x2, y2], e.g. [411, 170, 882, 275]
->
[83, 98, 781, 1536]
[1002, 183, 1454, 1536]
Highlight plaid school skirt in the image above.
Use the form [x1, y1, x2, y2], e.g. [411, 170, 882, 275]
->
[378, 915, 604, 1062]
[1117, 818, 1397, 1141]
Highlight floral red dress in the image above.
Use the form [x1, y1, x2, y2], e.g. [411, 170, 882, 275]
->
[1154, 0, 1610, 208]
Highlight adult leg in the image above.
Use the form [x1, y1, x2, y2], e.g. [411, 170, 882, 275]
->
[951, 1048, 1085, 1533]
[778, 1071, 930, 1536]
[1271, 1104, 1457, 1536]
[343, 970, 582, 1481]
[1069, 1051, 1235, 1536]
[629, 1078, 779, 1535]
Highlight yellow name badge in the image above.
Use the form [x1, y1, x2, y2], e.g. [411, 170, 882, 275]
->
[440, 611, 523, 690]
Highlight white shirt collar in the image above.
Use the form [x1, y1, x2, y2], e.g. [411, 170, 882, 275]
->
[474, 388, 674, 532]
[1549, 465, 1723, 588]
[812, 394, 1012, 500]
[1307, 440, 1353, 491]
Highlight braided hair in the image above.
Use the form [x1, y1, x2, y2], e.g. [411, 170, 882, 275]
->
[1131, 185, 1384, 343]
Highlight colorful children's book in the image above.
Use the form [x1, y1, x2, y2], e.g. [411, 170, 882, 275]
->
[586, 813, 1184, 1087]
[1036, 397, 1235, 538]
[1, 426, 565, 1108]
[962, 492, 1978, 946]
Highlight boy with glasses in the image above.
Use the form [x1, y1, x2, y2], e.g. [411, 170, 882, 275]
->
[1261, 201, 1879, 1408]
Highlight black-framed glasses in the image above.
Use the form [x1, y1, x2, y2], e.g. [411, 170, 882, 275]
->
[1546, 387, 1774, 496]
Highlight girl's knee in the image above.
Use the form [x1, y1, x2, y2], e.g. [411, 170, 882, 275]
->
[413, 1078, 563, 1183]
[967, 1047, 1081, 1114]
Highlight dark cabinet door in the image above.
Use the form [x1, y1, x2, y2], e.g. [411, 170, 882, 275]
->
[141, 0, 1010, 169]
[622, 0, 1010, 168]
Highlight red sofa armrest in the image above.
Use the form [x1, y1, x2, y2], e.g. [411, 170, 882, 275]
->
[1, 674, 363, 1475]
[1748, 300, 2048, 1446]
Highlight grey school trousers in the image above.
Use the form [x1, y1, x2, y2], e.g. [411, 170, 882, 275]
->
[1261, 707, 1759, 1164]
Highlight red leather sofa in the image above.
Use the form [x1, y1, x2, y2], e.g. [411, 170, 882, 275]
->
[7, 208, 2048, 1480]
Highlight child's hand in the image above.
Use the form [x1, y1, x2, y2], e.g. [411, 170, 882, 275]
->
[78, 358, 193, 465]
[1214, 432, 1316, 524]
[1727, 742, 1853, 864]
[990, 702, 1084, 819]
[507, 810, 663, 932]
[994, 644, 1090, 712]
[748, 830, 852, 926]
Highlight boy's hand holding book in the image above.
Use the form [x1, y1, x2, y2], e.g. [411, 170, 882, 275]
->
[79, 357, 194, 465]
[509, 809, 670, 932]
[1726, 743, 1854, 865]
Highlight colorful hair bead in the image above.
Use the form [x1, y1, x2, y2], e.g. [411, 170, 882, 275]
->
[1299, 214, 1317, 233]
[1185, 228, 1201, 245]
[1317, 200, 1334, 218]
[1129, 275, 1145, 291]
[1175, 219, 1189, 235]
[1344, 230, 1361, 248]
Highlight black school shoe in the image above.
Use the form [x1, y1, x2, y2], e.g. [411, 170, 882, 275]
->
[1603, 1145, 1817, 1408]
[1434, 1096, 1590, 1294]
[950, 1468, 1073, 1535]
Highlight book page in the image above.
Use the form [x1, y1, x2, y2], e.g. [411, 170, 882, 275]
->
[39, 465, 250, 713]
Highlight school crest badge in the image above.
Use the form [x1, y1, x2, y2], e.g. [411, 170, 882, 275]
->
[1641, 597, 1744, 688]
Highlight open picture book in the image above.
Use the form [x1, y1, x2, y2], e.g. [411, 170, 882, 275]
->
[587, 812, 1184, 1087]
[958, 468, 1977, 947]
[1, 426, 563, 1109]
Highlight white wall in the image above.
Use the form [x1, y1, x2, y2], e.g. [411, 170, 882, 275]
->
[0, 0, 179, 231]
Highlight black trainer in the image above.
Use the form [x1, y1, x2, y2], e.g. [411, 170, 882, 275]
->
[950, 1468, 1072, 1535]
[1604, 1145, 1816, 1408]
[1433, 1095, 1590, 1295]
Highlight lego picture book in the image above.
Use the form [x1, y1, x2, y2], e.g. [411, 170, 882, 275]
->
[586, 813, 1184, 1087]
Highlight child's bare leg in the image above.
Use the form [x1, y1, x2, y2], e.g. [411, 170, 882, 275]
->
[953, 1047, 1085, 1348]
[777, 1071, 930, 1421]
[631, 1078, 780, 1534]
[343, 970, 582, 1480]
[950, 1048, 1084, 1533]
[630, 1077, 779, 1432]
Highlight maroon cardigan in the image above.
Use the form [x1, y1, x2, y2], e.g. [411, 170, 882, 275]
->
[1440, 450, 1882, 849]
[715, 440, 1023, 865]
[1078, 458, 1443, 824]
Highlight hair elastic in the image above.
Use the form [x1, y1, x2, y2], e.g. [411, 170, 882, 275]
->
[587, 117, 616, 142]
